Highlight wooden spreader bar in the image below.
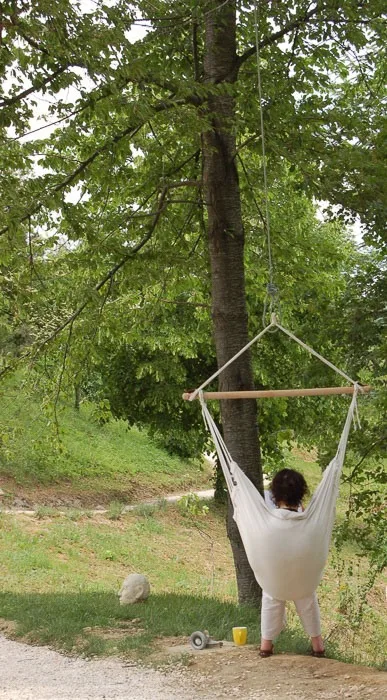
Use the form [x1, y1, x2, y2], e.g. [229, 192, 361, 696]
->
[183, 385, 371, 401]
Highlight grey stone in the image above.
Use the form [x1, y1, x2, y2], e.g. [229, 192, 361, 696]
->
[118, 573, 150, 605]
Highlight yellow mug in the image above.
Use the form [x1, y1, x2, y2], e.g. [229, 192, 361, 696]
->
[232, 626, 247, 646]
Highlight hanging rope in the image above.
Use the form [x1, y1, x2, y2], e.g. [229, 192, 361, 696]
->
[199, 391, 238, 487]
[188, 315, 276, 400]
[274, 320, 359, 388]
[253, 0, 279, 320]
[187, 314, 365, 403]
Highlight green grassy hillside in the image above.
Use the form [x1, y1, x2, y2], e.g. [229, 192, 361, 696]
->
[0, 375, 212, 504]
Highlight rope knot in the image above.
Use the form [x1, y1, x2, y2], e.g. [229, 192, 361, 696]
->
[266, 282, 278, 297]
[263, 282, 281, 327]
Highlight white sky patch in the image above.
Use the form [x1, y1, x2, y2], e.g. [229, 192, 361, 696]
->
[316, 200, 364, 244]
[63, 184, 91, 204]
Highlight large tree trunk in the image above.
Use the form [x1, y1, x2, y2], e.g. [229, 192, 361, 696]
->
[202, 1, 264, 606]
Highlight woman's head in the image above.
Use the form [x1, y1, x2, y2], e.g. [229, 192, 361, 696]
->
[270, 468, 309, 508]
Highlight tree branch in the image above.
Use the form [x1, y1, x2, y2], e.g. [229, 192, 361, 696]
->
[8, 70, 169, 142]
[343, 435, 387, 483]
[34, 180, 199, 349]
[1, 3, 331, 238]
[97, 150, 201, 247]
[0, 96, 202, 238]
[237, 0, 378, 75]
[236, 3, 321, 73]
[0, 65, 68, 108]
[234, 133, 261, 158]
[18, 29, 50, 55]
[0, 174, 201, 380]
[7, 7, 51, 55]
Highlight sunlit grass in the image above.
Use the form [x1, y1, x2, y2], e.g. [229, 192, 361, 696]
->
[0, 502, 385, 666]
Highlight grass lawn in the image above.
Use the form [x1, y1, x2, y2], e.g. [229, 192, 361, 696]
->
[0, 376, 385, 668]
[0, 501, 385, 668]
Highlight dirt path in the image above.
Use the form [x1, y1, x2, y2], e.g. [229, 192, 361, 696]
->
[0, 635, 385, 700]
[0, 489, 215, 515]
[187, 643, 387, 699]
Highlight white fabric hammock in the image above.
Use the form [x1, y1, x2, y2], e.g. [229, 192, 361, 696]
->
[200, 387, 359, 601]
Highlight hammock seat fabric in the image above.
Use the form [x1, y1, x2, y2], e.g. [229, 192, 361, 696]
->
[200, 390, 358, 601]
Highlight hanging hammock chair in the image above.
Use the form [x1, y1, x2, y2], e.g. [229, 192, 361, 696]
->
[184, 315, 370, 601]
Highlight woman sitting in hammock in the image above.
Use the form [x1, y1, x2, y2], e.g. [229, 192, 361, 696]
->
[200, 389, 358, 660]
[260, 468, 325, 658]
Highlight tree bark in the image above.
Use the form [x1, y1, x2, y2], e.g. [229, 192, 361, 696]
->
[202, 0, 264, 606]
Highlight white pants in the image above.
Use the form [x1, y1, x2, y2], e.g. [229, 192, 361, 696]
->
[261, 590, 321, 640]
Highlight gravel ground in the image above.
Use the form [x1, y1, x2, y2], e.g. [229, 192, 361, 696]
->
[1, 634, 385, 700]
[0, 635, 204, 700]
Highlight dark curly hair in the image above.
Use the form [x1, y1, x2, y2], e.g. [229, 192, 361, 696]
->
[270, 468, 309, 508]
